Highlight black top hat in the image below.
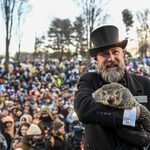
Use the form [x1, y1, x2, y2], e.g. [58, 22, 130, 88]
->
[89, 25, 128, 57]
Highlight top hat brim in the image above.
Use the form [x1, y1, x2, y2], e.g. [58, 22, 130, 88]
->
[89, 39, 128, 57]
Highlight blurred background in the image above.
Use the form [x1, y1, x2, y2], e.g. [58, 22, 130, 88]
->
[0, 0, 150, 71]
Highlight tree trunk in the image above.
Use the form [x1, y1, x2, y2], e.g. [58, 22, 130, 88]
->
[59, 46, 63, 64]
[17, 42, 21, 62]
[5, 37, 9, 72]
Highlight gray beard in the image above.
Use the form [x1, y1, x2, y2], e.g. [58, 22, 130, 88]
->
[100, 65, 125, 83]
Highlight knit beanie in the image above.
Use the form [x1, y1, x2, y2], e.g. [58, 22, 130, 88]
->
[53, 119, 64, 131]
[27, 124, 41, 135]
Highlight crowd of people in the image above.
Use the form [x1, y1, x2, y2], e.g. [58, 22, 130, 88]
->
[0, 52, 150, 150]
[0, 59, 90, 150]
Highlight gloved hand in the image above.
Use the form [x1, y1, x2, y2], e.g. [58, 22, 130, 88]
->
[136, 104, 150, 132]
[115, 124, 150, 147]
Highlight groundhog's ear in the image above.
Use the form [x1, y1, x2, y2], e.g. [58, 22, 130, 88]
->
[92, 93, 95, 99]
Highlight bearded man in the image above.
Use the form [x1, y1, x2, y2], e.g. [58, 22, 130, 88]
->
[74, 25, 150, 150]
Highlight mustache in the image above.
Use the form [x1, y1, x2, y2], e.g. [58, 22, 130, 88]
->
[105, 61, 120, 67]
[101, 61, 120, 73]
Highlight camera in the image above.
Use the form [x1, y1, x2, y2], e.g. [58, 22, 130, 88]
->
[74, 126, 84, 142]
[33, 137, 45, 150]
[68, 125, 84, 150]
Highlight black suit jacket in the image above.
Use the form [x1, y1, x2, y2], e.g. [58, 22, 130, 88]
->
[74, 71, 150, 150]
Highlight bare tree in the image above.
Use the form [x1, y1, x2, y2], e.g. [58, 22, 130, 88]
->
[73, 0, 109, 66]
[0, 0, 16, 71]
[136, 9, 150, 58]
[16, 0, 32, 62]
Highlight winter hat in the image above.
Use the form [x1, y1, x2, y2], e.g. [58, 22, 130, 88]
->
[40, 109, 49, 116]
[27, 124, 41, 135]
[53, 119, 64, 131]
[63, 104, 70, 109]
[20, 115, 28, 124]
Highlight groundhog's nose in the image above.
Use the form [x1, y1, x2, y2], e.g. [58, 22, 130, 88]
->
[107, 97, 114, 104]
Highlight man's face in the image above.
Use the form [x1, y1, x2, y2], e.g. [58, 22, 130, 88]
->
[96, 47, 125, 83]
[57, 125, 65, 135]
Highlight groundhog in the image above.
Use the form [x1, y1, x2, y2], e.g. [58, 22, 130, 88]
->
[92, 82, 139, 109]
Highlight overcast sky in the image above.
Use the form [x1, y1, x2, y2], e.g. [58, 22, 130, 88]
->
[0, 0, 150, 56]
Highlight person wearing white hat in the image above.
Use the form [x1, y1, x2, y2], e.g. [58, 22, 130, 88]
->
[14, 124, 42, 150]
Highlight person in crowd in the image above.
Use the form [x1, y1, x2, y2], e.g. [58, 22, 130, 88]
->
[45, 118, 68, 150]
[51, 105, 59, 118]
[19, 116, 28, 126]
[14, 124, 42, 150]
[11, 105, 19, 118]
[10, 123, 30, 150]
[19, 113, 32, 126]
[0, 120, 10, 150]
[66, 108, 79, 133]
[11, 137, 20, 150]
[22, 113, 33, 124]
[39, 108, 53, 128]
[14, 108, 23, 131]
[57, 98, 64, 114]
[0, 107, 10, 119]
[37, 98, 44, 108]
[23, 102, 33, 115]
[2, 115, 15, 139]
[74, 25, 150, 149]
[32, 109, 40, 124]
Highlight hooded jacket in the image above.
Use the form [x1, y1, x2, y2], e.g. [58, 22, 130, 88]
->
[2, 115, 14, 138]
[20, 114, 32, 125]
[14, 136, 32, 150]
[74, 70, 150, 150]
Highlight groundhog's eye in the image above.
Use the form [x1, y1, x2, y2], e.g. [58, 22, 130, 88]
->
[103, 92, 106, 95]
[115, 91, 119, 95]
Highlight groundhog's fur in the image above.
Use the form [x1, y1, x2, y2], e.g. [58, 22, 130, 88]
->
[92, 82, 139, 109]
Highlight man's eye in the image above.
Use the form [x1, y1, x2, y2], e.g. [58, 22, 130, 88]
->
[113, 51, 119, 54]
[101, 53, 108, 56]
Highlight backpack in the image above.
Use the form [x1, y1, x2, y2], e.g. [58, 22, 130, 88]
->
[50, 133, 68, 148]
[0, 131, 7, 150]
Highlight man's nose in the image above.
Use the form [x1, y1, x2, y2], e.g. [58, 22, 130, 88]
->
[108, 53, 115, 62]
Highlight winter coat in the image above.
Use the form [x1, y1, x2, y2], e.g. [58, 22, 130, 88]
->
[74, 70, 150, 150]
[0, 120, 10, 150]
[45, 129, 68, 150]
[66, 110, 79, 132]
[14, 136, 32, 150]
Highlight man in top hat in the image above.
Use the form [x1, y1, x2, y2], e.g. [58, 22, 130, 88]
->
[74, 25, 150, 150]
